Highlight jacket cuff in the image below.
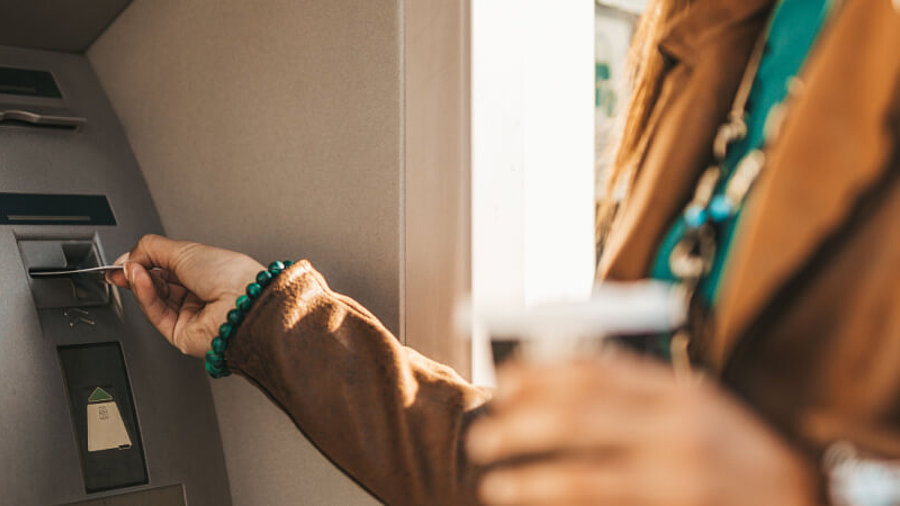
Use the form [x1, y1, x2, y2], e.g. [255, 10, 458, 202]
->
[223, 260, 490, 505]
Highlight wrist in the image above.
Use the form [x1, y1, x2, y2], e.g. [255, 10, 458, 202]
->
[205, 260, 294, 378]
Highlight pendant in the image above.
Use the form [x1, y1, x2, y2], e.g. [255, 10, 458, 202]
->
[725, 149, 766, 205]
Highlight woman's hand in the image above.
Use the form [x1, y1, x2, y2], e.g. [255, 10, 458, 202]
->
[107, 234, 264, 358]
[466, 353, 819, 505]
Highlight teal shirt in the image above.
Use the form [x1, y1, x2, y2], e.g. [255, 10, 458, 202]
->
[650, 0, 834, 305]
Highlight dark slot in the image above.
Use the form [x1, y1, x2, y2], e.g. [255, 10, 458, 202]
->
[0, 193, 116, 226]
[0, 66, 62, 98]
[490, 338, 521, 367]
[0, 117, 78, 130]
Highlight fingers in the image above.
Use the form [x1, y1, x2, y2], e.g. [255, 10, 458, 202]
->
[467, 399, 651, 464]
[125, 234, 193, 272]
[493, 354, 674, 406]
[127, 263, 178, 342]
[111, 234, 265, 302]
[105, 251, 131, 287]
[468, 357, 683, 466]
[107, 236, 196, 292]
[479, 458, 634, 505]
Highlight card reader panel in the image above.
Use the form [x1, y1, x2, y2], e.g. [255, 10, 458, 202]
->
[58, 343, 148, 493]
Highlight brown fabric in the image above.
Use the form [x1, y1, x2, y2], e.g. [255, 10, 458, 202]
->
[226, 261, 490, 505]
[225, 0, 900, 502]
[598, 0, 776, 282]
[599, 0, 900, 463]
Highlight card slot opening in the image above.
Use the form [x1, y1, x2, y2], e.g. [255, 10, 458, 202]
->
[0, 118, 80, 131]
[8, 215, 93, 222]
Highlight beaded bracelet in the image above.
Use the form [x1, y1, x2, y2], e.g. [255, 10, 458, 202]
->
[205, 260, 294, 378]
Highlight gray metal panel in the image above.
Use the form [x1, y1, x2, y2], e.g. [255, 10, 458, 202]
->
[0, 1, 132, 53]
[61, 483, 185, 506]
[0, 45, 230, 505]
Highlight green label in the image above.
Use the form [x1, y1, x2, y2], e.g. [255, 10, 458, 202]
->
[88, 386, 114, 403]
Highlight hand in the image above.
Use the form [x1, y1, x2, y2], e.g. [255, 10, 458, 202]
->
[466, 353, 818, 505]
[108, 234, 264, 358]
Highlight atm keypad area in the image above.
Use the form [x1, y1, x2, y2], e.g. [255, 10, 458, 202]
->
[0, 47, 230, 505]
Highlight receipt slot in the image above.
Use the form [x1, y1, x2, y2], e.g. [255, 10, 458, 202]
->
[0, 47, 231, 504]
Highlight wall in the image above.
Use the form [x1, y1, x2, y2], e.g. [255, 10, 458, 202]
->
[88, 0, 400, 503]
[403, 0, 472, 376]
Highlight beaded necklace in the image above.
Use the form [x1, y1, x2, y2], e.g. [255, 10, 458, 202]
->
[666, 0, 842, 373]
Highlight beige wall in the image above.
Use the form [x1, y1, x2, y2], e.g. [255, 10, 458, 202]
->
[404, 0, 471, 376]
[88, 0, 400, 504]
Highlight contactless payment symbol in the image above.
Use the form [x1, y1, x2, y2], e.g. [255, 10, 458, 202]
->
[86, 387, 132, 452]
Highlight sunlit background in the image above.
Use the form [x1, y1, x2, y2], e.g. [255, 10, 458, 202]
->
[470, 0, 644, 384]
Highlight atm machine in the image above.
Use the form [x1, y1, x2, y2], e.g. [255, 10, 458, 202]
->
[0, 14, 231, 506]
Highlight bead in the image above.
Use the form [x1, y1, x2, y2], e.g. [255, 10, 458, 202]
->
[683, 205, 708, 229]
[709, 195, 735, 222]
[211, 336, 227, 354]
[208, 260, 289, 379]
[246, 282, 262, 299]
[268, 260, 285, 275]
[206, 350, 225, 368]
[236, 294, 252, 312]
[205, 360, 225, 378]
[256, 270, 273, 286]
[219, 322, 234, 340]
[227, 308, 244, 325]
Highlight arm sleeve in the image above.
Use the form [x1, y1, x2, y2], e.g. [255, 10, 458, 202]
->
[224, 260, 492, 505]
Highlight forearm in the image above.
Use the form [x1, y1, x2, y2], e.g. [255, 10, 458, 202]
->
[225, 260, 491, 505]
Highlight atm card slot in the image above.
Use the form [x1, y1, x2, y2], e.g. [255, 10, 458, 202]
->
[30, 265, 123, 278]
[19, 239, 112, 308]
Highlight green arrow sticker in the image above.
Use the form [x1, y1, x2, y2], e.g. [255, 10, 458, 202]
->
[87, 387, 114, 403]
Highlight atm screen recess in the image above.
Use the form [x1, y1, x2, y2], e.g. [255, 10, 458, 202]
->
[0, 193, 116, 226]
[0, 66, 62, 98]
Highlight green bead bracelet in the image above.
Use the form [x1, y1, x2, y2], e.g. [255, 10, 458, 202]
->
[205, 260, 294, 378]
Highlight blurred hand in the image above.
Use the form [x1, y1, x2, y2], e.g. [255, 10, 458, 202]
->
[466, 354, 817, 506]
[108, 234, 264, 358]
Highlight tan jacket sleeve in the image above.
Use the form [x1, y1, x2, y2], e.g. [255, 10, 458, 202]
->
[224, 260, 492, 505]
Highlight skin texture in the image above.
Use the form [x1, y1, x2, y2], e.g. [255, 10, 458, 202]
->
[466, 354, 819, 505]
[107, 234, 263, 358]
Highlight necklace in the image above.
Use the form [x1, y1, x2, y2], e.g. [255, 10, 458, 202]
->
[666, 0, 842, 373]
